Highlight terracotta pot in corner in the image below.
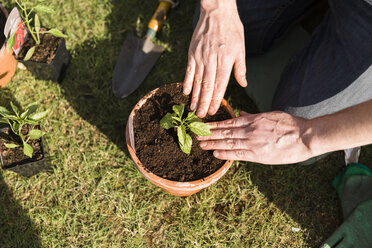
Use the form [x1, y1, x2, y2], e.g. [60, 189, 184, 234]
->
[0, 5, 16, 88]
[126, 83, 236, 197]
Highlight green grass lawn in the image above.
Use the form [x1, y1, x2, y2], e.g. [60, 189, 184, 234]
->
[1, 0, 372, 247]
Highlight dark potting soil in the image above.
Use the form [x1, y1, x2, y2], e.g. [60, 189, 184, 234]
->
[17, 29, 61, 64]
[133, 83, 232, 182]
[0, 124, 44, 169]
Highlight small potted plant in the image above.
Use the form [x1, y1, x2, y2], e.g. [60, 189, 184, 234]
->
[7, 0, 69, 82]
[0, 102, 49, 177]
[126, 83, 236, 196]
[0, 4, 16, 87]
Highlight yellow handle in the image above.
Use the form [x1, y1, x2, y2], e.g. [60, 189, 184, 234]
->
[148, 1, 172, 33]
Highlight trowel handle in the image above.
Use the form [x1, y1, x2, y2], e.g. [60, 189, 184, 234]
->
[146, 1, 172, 39]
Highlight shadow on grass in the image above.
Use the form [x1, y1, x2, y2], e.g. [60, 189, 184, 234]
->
[0, 89, 41, 248]
[56, 0, 349, 246]
[59, 0, 196, 155]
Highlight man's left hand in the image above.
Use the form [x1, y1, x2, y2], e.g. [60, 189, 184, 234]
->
[197, 111, 315, 164]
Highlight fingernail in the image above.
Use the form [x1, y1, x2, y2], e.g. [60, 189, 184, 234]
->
[200, 142, 206, 148]
[197, 109, 205, 117]
[183, 89, 190, 95]
[208, 106, 215, 115]
[213, 151, 219, 157]
[190, 103, 197, 110]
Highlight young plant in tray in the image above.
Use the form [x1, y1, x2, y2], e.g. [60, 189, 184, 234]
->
[0, 102, 48, 158]
[160, 104, 211, 154]
[7, 0, 67, 60]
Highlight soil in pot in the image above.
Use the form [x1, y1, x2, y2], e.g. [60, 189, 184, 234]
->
[17, 29, 61, 64]
[0, 124, 44, 169]
[133, 83, 232, 182]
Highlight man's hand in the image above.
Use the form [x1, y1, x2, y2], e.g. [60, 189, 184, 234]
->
[183, 0, 247, 118]
[197, 111, 315, 164]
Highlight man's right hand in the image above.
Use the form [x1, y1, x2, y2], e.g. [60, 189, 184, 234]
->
[183, 0, 247, 118]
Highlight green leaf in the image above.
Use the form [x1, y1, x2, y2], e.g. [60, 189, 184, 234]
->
[173, 104, 184, 119]
[27, 129, 44, 139]
[34, 14, 40, 40]
[22, 141, 34, 158]
[160, 113, 175, 130]
[12, 122, 20, 134]
[24, 46, 36, 61]
[171, 116, 182, 124]
[4, 143, 20, 148]
[185, 111, 200, 123]
[189, 121, 211, 136]
[0, 106, 11, 116]
[10, 102, 19, 116]
[47, 28, 67, 39]
[20, 109, 29, 119]
[177, 125, 192, 154]
[0, 117, 9, 124]
[29, 110, 48, 121]
[26, 102, 39, 115]
[34, 5, 54, 14]
[6, 32, 16, 51]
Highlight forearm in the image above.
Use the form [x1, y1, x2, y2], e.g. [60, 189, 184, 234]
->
[307, 99, 372, 156]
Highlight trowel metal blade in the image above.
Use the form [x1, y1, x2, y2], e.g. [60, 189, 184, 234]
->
[112, 33, 164, 98]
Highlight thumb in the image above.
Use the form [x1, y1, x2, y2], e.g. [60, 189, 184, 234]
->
[234, 52, 247, 87]
[239, 111, 250, 116]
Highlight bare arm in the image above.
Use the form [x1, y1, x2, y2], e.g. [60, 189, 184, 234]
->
[183, 0, 247, 118]
[197, 99, 372, 164]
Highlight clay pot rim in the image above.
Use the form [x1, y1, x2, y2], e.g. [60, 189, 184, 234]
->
[126, 82, 236, 190]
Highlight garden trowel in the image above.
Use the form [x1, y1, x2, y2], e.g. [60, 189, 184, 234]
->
[112, 0, 176, 98]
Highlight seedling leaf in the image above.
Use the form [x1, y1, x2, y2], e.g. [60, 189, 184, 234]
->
[47, 28, 67, 38]
[24, 46, 36, 61]
[160, 113, 175, 130]
[189, 122, 211, 136]
[0, 106, 11, 116]
[10, 102, 19, 116]
[23, 141, 34, 158]
[178, 125, 192, 154]
[185, 111, 200, 123]
[173, 104, 184, 119]
[35, 14, 40, 41]
[0, 117, 9, 124]
[4, 143, 20, 148]
[27, 129, 44, 139]
[20, 109, 29, 119]
[30, 110, 48, 121]
[34, 5, 54, 14]
[6, 32, 16, 51]
[26, 102, 39, 115]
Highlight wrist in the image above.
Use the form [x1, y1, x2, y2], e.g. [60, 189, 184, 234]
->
[304, 117, 335, 157]
[200, 0, 237, 12]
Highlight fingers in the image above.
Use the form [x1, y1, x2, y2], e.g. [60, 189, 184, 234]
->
[200, 139, 251, 150]
[196, 52, 218, 118]
[213, 149, 253, 161]
[190, 62, 204, 111]
[208, 56, 233, 116]
[197, 127, 250, 140]
[183, 56, 196, 95]
[234, 51, 247, 87]
[206, 115, 254, 129]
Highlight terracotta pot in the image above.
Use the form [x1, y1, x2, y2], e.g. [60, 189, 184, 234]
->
[0, 6, 16, 88]
[126, 83, 236, 196]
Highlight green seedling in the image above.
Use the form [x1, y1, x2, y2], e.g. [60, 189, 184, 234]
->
[0, 102, 48, 158]
[7, 0, 67, 60]
[160, 104, 211, 154]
